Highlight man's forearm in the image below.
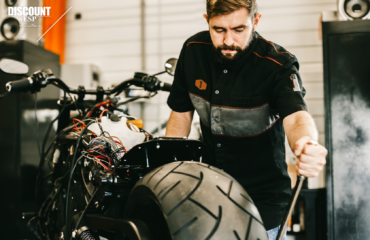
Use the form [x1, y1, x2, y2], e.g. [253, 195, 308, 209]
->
[283, 111, 318, 151]
[284, 111, 327, 178]
[165, 110, 194, 137]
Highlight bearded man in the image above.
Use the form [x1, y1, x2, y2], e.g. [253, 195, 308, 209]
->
[165, 0, 327, 239]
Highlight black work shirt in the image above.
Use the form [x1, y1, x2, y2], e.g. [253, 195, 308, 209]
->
[167, 31, 307, 230]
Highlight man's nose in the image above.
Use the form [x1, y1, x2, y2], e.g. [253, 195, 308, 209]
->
[224, 31, 234, 46]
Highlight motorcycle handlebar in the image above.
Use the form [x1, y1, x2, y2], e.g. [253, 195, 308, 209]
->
[6, 77, 32, 92]
[160, 82, 172, 92]
[6, 76, 172, 95]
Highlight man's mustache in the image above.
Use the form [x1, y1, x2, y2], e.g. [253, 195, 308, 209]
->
[217, 44, 242, 51]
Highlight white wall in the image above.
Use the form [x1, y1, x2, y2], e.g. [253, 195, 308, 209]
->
[142, 0, 208, 137]
[64, 1, 143, 85]
[64, 0, 337, 188]
[64, 0, 145, 117]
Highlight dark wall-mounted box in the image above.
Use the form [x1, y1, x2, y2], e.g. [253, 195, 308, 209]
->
[322, 19, 370, 240]
[0, 40, 60, 239]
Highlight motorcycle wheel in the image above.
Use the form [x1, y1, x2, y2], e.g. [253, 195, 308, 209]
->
[124, 161, 268, 240]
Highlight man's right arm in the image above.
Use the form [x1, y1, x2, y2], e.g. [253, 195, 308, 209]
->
[165, 110, 194, 138]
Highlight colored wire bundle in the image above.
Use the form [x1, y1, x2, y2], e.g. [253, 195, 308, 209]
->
[83, 131, 126, 171]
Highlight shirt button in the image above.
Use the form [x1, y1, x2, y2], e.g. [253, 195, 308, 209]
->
[217, 143, 221, 147]
[223, 69, 228, 74]
[215, 90, 219, 94]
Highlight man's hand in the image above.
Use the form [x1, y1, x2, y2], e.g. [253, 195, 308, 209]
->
[294, 136, 327, 178]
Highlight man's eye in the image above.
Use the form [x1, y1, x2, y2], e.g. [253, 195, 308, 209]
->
[235, 28, 244, 32]
[216, 29, 224, 33]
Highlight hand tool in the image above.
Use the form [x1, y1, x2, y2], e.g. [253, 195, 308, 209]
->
[276, 140, 318, 240]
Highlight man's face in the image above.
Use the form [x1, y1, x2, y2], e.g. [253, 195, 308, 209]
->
[206, 8, 261, 62]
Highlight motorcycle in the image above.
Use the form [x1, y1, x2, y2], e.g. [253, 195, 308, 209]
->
[0, 58, 268, 240]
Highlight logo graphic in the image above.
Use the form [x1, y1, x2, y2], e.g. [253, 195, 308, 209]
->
[195, 80, 207, 90]
[290, 74, 301, 92]
[8, 7, 51, 23]
[5, 6, 72, 41]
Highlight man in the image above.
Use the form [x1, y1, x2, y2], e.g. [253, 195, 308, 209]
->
[165, 0, 327, 239]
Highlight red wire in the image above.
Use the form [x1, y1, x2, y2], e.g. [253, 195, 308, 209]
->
[113, 140, 127, 152]
[72, 121, 80, 133]
[73, 118, 86, 128]
[94, 158, 110, 171]
[96, 100, 110, 107]
[72, 119, 96, 137]
[99, 109, 109, 119]
[111, 136, 123, 145]
[72, 118, 97, 137]
[88, 149, 112, 165]
[86, 110, 93, 118]
[87, 100, 112, 118]
[95, 154, 112, 165]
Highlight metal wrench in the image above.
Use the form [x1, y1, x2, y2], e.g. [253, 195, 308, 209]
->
[276, 140, 318, 240]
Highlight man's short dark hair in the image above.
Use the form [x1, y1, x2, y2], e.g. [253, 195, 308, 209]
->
[206, 0, 258, 20]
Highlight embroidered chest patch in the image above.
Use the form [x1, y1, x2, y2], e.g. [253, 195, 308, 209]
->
[195, 79, 207, 90]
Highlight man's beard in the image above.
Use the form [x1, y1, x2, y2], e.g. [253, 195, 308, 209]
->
[213, 30, 255, 64]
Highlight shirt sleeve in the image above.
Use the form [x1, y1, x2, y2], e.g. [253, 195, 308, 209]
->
[270, 61, 308, 120]
[167, 42, 195, 112]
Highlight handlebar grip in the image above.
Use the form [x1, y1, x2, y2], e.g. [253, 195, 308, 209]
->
[160, 82, 172, 92]
[6, 77, 32, 92]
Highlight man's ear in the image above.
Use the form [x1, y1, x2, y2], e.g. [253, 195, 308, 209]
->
[253, 13, 262, 30]
[203, 14, 209, 24]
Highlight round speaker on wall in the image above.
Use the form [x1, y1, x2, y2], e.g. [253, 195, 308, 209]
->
[5, 0, 17, 7]
[0, 17, 21, 40]
[339, 0, 370, 20]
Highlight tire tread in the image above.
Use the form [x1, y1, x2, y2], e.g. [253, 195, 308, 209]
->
[160, 181, 181, 201]
[217, 185, 263, 226]
[166, 172, 203, 216]
[153, 162, 183, 190]
[127, 162, 268, 240]
[173, 217, 198, 237]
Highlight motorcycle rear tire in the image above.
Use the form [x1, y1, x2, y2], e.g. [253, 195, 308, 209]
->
[124, 161, 268, 240]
